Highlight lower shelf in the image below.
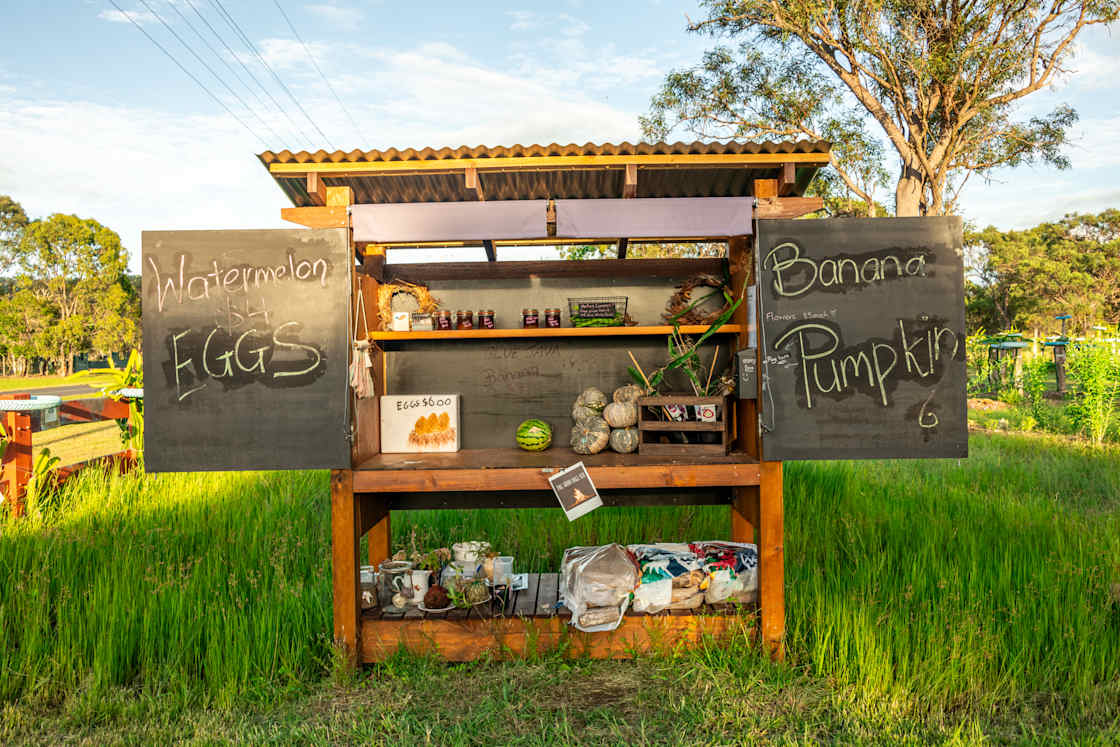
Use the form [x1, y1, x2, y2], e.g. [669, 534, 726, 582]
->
[360, 573, 758, 662]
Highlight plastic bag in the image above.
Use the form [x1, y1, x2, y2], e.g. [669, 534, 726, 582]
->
[629, 543, 707, 613]
[690, 541, 759, 604]
[559, 544, 640, 632]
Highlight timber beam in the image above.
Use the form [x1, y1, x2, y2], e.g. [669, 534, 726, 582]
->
[622, 163, 637, 198]
[465, 167, 485, 201]
[755, 197, 823, 219]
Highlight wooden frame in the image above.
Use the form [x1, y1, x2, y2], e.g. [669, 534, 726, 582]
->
[320, 189, 785, 666]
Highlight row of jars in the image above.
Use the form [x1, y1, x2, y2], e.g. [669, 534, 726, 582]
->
[432, 309, 563, 330]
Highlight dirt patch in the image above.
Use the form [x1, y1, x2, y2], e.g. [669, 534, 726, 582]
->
[968, 398, 1009, 412]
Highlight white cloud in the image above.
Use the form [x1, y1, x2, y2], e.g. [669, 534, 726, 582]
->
[506, 10, 589, 36]
[305, 3, 363, 27]
[97, 8, 157, 25]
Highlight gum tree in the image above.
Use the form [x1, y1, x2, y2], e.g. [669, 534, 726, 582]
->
[645, 1, 1118, 216]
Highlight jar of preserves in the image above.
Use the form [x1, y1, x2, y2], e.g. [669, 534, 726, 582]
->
[544, 308, 562, 328]
[478, 310, 495, 329]
[435, 310, 453, 330]
[522, 308, 539, 328]
[456, 310, 474, 330]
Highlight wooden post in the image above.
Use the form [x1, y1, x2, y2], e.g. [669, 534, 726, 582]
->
[331, 468, 360, 664]
[758, 460, 785, 659]
[2, 393, 32, 518]
[728, 236, 760, 545]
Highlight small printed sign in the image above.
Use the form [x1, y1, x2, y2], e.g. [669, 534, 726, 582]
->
[575, 301, 617, 319]
[380, 394, 461, 453]
[548, 461, 603, 521]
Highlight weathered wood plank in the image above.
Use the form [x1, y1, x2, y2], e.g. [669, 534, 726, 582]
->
[758, 460, 785, 660]
[513, 573, 541, 618]
[330, 469, 360, 665]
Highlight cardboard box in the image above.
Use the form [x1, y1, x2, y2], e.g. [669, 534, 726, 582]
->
[380, 394, 461, 453]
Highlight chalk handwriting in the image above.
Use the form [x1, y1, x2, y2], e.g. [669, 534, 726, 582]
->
[147, 251, 332, 312]
[763, 241, 930, 298]
[771, 317, 961, 410]
[162, 321, 325, 401]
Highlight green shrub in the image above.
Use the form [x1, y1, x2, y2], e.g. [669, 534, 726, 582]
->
[1067, 343, 1120, 445]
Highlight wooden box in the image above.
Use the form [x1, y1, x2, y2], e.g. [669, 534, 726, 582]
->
[636, 395, 731, 456]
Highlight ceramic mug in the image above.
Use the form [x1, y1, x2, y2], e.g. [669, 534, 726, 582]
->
[407, 569, 431, 605]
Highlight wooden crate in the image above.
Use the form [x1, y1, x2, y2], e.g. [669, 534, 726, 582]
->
[636, 395, 731, 456]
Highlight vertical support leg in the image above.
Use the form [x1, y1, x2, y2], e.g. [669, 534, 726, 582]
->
[3, 394, 32, 518]
[331, 469, 360, 665]
[363, 494, 392, 566]
[758, 460, 785, 659]
[731, 485, 760, 545]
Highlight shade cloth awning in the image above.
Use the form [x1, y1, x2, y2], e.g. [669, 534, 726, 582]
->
[555, 197, 751, 239]
[350, 197, 753, 244]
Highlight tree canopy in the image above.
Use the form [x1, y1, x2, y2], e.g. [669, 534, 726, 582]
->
[645, 1, 1117, 216]
[965, 209, 1120, 334]
[0, 196, 139, 376]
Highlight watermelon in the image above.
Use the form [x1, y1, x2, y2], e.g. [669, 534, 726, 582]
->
[516, 419, 552, 451]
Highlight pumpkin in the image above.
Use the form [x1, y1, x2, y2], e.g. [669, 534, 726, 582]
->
[575, 386, 608, 414]
[602, 401, 638, 428]
[516, 419, 552, 451]
[613, 384, 643, 404]
[609, 427, 639, 453]
[570, 416, 610, 455]
[572, 402, 599, 424]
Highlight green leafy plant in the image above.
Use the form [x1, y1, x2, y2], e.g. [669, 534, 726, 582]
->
[1066, 342, 1120, 446]
[74, 349, 143, 456]
[24, 447, 61, 519]
[629, 287, 743, 396]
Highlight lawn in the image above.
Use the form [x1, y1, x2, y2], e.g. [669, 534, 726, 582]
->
[0, 372, 115, 395]
[0, 430, 1118, 743]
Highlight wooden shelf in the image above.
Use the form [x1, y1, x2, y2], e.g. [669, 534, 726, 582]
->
[368, 324, 742, 342]
[360, 572, 756, 662]
[353, 447, 759, 493]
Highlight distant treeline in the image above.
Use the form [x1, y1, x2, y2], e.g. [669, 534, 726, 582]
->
[966, 209, 1120, 336]
[0, 194, 139, 376]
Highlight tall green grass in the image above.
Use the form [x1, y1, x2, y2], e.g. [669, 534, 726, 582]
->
[1, 432, 1117, 715]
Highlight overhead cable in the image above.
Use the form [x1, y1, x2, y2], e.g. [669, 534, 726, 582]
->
[137, 0, 285, 147]
[186, 0, 303, 147]
[273, 0, 368, 147]
[205, 0, 314, 147]
[107, 0, 268, 147]
[166, 0, 288, 147]
[211, 0, 336, 150]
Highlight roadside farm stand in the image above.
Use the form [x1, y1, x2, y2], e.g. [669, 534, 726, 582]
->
[141, 140, 967, 666]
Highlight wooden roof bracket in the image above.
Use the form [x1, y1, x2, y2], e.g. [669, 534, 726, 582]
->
[622, 163, 637, 199]
[779, 163, 797, 196]
[307, 172, 327, 206]
[465, 167, 485, 201]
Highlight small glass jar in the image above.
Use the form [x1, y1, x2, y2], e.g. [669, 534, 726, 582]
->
[435, 310, 453, 330]
[478, 310, 495, 329]
[522, 308, 539, 328]
[456, 310, 474, 330]
[545, 308, 562, 328]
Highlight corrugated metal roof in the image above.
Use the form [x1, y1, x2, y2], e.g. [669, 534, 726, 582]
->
[258, 139, 830, 166]
[259, 140, 830, 205]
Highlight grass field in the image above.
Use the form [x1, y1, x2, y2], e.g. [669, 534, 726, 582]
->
[1, 430, 1118, 743]
[0, 373, 115, 395]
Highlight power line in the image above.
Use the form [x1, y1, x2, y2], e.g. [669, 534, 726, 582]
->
[166, 0, 289, 147]
[205, 0, 314, 147]
[137, 0, 285, 147]
[188, 0, 308, 148]
[210, 0, 336, 150]
[273, 0, 367, 147]
[107, 0, 268, 147]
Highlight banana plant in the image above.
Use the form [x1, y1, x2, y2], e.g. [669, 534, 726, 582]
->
[73, 350, 144, 455]
[25, 447, 61, 518]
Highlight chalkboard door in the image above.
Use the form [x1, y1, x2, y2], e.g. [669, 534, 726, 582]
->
[142, 229, 350, 472]
[758, 217, 966, 461]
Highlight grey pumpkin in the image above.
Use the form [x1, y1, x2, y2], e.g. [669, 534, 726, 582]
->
[612, 384, 643, 404]
[575, 386, 608, 414]
[571, 402, 599, 424]
[602, 401, 638, 428]
[609, 427, 639, 453]
[570, 416, 610, 455]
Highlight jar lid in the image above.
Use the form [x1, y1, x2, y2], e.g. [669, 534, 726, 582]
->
[522, 308, 538, 313]
[479, 309, 494, 315]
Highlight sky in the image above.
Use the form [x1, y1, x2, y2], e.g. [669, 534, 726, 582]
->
[0, 1, 1118, 273]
